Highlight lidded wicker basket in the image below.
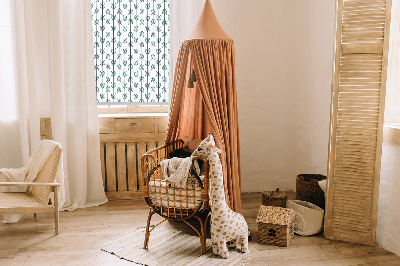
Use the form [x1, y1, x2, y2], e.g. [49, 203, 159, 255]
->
[262, 188, 287, 208]
[296, 174, 326, 210]
[256, 205, 296, 247]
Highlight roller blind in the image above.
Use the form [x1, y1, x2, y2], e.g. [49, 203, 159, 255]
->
[91, 0, 170, 104]
[325, 0, 392, 245]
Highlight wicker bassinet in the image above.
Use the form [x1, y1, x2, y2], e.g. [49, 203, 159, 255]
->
[141, 140, 210, 254]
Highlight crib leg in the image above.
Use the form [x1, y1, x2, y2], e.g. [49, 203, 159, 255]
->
[144, 209, 155, 249]
[199, 217, 207, 255]
[194, 214, 208, 255]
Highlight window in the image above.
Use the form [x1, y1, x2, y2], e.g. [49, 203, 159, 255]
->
[91, 0, 170, 104]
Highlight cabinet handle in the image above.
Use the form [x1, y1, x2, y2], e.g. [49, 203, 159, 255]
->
[129, 123, 138, 127]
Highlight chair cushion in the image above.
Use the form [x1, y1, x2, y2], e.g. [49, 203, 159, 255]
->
[0, 192, 42, 207]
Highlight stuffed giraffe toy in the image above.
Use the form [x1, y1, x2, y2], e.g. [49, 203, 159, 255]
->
[192, 134, 248, 258]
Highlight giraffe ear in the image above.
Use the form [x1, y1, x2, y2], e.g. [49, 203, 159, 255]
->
[211, 144, 222, 154]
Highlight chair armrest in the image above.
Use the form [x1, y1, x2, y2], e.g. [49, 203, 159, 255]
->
[142, 139, 185, 162]
[0, 182, 61, 187]
[143, 139, 184, 157]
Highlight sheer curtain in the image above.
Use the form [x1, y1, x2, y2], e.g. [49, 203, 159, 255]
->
[0, 0, 107, 211]
[169, 0, 204, 97]
[0, 1, 24, 169]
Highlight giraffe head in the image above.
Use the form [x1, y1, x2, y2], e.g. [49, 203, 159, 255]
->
[192, 133, 222, 158]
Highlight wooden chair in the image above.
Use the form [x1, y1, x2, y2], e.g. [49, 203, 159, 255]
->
[0, 145, 62, 234]
[141, 140, 210, 254]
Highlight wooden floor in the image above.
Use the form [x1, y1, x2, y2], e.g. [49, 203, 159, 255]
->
[1, 193, 399, 266]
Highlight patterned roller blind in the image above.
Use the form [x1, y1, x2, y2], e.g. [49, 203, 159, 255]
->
[325, 0, 392, 245]
[91, 0, 170, 104]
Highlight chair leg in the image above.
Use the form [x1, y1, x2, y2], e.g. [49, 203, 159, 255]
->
[34, 213, 37, 218]
[199, 217, 206, 255]
[194, 213, 209, 255]
[144, 209, 155, 249]
[54, 186, 59, 235]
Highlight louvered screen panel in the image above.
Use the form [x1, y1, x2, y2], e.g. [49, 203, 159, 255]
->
[325, 0, 392, 245]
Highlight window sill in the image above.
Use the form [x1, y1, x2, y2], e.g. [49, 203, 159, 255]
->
[98, 113, 168, 118]
[97, 105, 168, 116]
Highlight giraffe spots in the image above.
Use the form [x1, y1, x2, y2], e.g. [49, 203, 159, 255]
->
[198, 134, 248, 258]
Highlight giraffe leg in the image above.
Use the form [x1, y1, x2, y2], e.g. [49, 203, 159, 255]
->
[212, 241, 218, 255]
[238, 235, 249, 253]
[217, 241, 229, 259]
[227, 239, 237, 249]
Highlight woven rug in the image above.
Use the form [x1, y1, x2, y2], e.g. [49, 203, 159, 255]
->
[102, 226, 250, 265]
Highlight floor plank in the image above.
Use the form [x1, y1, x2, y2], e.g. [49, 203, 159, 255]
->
[0, 192, 398, 265]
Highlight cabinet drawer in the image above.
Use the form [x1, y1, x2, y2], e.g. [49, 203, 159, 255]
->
[114, 118, 155, 133]
[99, 117, 114, 134]
[157, 117, 168, 133]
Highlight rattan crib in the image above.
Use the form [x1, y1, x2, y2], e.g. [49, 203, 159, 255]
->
[141, 140, 210, 254]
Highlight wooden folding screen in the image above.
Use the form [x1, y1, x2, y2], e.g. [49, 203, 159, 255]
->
[325, 0, 392, 245]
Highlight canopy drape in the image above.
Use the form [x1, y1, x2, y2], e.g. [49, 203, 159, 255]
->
[166, 39, 241, 213]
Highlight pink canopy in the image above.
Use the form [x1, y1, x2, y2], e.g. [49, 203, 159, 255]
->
[165, 0, 242, 212]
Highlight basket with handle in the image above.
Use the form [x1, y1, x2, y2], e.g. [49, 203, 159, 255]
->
[296, 174, 326, 210]
[262, 188, 287, 208]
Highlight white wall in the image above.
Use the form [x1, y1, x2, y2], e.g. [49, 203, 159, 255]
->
[294, 1, 335, 178]
[211, 0, 335, 192]
[212, 0, 297, 191]
[377, 142, 400, 256]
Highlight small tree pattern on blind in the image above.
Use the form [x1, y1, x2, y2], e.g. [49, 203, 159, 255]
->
[91, 0, 169, 103]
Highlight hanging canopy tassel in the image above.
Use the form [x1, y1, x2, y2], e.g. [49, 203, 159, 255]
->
[191, 69, 197, 82]
[187, 76, 194, 88]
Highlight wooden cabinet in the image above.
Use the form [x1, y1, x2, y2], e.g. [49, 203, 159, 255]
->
[98, 115, 168, 200]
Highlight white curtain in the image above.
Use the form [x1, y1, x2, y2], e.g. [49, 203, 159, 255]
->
[0, 1, 24, 169]
[169, 0, 204, 98]
[0, 0, 107, 211]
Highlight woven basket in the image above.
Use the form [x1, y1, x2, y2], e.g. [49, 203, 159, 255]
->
[256, 205, 296, 247]
[296, 174, 326, 209]
[262, 188, 287, 208]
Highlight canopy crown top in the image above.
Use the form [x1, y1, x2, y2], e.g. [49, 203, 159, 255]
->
[188, 0, 231, 40]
